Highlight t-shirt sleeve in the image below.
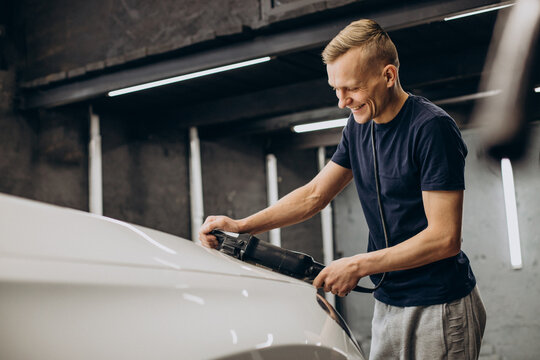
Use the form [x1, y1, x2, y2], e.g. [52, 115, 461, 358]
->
[415, 116, 468, 191]
[330, 118, 352, 169]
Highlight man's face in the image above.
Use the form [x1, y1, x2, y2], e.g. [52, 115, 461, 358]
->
[326, 47, 388, 124]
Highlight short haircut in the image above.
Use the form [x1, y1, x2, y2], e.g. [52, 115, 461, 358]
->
[322, 19, 399, 68]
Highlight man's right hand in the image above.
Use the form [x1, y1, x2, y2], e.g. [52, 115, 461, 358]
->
[199, 215, 242, 248]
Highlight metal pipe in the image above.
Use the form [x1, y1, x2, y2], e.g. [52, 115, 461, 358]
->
[266, 154, 281, 247]
[189, 127, 204, 243]
[318, 146, 335, 307]
[88, 107, 103, 215]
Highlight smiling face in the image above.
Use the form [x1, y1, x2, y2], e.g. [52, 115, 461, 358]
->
[327, 46, 396, 124]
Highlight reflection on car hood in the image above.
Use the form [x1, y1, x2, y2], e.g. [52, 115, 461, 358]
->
[0, 193, 308, 286]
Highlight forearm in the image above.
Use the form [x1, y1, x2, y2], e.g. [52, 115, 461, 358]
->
[238, 161, 353, 235]
[354, 226, 461, 277]
[312, 226, 462, 297]
[238, 182, 327, 235]
[355, 190, 464, 277]
[199, 161, 352, 248]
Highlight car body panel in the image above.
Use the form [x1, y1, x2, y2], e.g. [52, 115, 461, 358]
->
[0, 193, 306, 284]
[0, 194, 365, 359]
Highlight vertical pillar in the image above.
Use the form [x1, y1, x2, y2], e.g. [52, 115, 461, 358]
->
[189, 127, 204, 243]
[89, 106, 103, 215]
[266, 154, 281, 247]
[318, 146, 336, 307]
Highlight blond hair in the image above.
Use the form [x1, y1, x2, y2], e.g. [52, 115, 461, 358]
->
[322, 19, 399, 68]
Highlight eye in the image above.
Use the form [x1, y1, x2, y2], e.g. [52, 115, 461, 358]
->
[348, 87, 359, 92]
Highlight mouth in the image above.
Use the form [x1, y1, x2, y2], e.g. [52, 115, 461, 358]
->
[350, 104, 366, 112]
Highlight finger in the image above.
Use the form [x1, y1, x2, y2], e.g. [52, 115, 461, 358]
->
[200, 235, 219, 248]
[313, 273, 324, 288]
[204, 215, 216, 223]
[200, 236, 214, 245]
[202, 240, 219, 249]
[200, 220, 217, 235]
[199, 233, 217, 242]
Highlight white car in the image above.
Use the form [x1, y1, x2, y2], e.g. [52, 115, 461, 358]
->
[0, 193, 365, 360]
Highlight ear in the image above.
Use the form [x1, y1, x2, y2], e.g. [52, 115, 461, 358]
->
[382, 65, 398, 88]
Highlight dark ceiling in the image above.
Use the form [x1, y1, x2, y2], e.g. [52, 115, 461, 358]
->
[98, 10, 498, 110]
[19, 0, 540, 144]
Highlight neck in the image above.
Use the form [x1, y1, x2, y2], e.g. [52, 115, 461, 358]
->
[373, 87, 409, 124]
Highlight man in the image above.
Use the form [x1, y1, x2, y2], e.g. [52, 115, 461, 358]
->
[200, 19, 486, 359]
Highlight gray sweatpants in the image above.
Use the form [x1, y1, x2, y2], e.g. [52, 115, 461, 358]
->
[370, 286, 486, 360]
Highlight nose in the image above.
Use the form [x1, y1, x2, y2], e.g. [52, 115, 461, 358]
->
[337, 89, 352, 109]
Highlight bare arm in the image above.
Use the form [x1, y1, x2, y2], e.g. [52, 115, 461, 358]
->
[199, 161, 353, 247]
[313, 190, 463, 296]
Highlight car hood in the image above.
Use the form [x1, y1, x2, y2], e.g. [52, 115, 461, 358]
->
[0, 193, 308, 286]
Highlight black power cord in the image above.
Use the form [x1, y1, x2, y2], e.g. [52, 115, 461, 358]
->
[359, 119, 389, 292]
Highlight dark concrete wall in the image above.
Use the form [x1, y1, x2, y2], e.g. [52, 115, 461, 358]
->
[19, 0, 356, 86]
[0, 67, 36, 199]
[1, 13, 192, 236]
[100, 112, 191, 238]
[29, 107, 89, 210]
[199, 136, 324, 253]
[2, 43, 322, 244]
[0, 93, 193, 238]
[1, 1, 89, 210]
[275, 147, 323, 262]
[0, 65, 89, 210]
[20, 0, 260, 82]
[200, 135, 269, 242]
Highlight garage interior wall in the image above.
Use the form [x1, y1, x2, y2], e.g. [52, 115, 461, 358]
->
[99, 111, 191, 237]
[200, 135, 269, 242]
[1, 1, 540, 359]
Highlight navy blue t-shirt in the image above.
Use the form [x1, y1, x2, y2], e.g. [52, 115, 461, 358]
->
[331, 94, 476, 306]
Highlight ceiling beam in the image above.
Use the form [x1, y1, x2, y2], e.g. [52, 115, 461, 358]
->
[21, 0, 503, 109]
[157, 38, 489, 133]
[198, 106, 350, 138]
[173, 78, 335, 127]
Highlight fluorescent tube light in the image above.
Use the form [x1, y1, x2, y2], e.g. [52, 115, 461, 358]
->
[108, 56, 272, 97]
[444, 3, 514, 21]
[434, 89, 502, 105]
[501, 158, 523, 270]
[535, 86, 540, 93]
[292, 118, 348, 133]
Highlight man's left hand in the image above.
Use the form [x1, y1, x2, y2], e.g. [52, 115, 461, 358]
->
[313, 256, 363, 297]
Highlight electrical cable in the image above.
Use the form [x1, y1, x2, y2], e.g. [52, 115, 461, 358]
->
[357, 119, 389, 292]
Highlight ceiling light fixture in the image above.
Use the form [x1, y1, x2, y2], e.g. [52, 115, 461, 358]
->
[444, 2, 514, 21]
[534, 86, 540, 93]
[292, 118, 348, 133]
[108, 56, 272, 97]
[434, 89, 502, 105]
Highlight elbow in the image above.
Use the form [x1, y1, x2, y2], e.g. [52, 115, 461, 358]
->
[303, 194, 327, 219]
[442, 233, 462, 258]
[427, 225, 462, 259]
[304, 182, 330, 213]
